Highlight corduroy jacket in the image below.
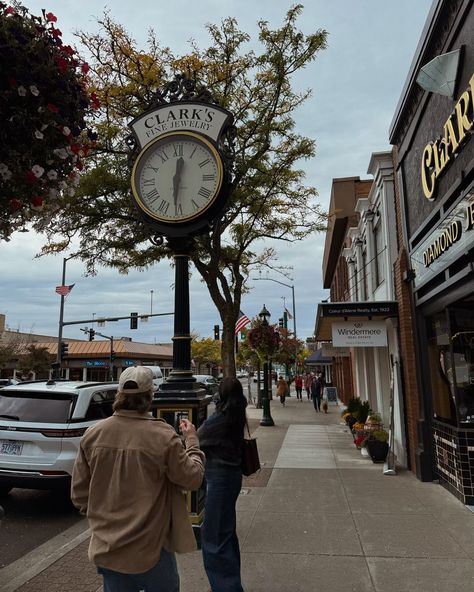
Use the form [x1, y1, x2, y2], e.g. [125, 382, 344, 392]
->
[71, 409, 205, 573]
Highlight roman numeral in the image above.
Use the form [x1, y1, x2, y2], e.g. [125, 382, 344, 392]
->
[173, 144, 184, 157]
[202, 174, 215, 182]
[198, 187, 212, 199]
[157, 150, 169, 163]
[146, 188, 159, 203]
[143, 178, 155, 186]
[191, 199, 200, 211]
[175, 203, 183, 216]
[198, 158, 210, 168]
[190, 147, 197, 159]
[147, 165, 159, 173]
[157, 200, 169, 214]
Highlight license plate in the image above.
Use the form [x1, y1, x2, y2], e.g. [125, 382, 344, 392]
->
[1, 440, 23, 455]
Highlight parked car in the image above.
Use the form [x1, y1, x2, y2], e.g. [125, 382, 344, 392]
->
[253, 371, 265, 383]
[0, 379, 19, 389]
[140, 365, 164, 391]
[0, 380, 119, 495]
[193, 375, 219, 397]
[236, 371, 249, 378]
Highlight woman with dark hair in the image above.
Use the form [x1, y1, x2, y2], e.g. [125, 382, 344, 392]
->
[197, 377, 247, 592]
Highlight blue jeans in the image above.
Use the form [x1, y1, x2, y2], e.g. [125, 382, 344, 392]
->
[97, 548, 179, 592]
[202, 460, 244, 592]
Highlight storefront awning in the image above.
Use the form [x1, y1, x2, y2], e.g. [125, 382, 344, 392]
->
[314, 301, 398, 341]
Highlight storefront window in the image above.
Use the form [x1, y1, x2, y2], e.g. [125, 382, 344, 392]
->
[374, 223, 384, 287]
[427, 312, 455, 423]
[450, 304, 474, 424]
[427, 301, 474, 425]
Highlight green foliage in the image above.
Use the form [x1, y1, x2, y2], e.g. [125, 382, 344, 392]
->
[371, 429, 389, 443]
[354, 400, 371, 423]
[191, 337, 221, 372]
[346, 397, 362, 414]
[17, 344, 54, 377]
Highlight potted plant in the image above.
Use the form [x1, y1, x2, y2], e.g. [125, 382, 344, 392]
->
[364, 412, 383, 433]
[354, 400, 371, 424]
[366, 429, 389, 463]
[353, 434, 367, 450]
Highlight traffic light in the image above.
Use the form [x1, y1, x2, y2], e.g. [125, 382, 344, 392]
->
[60, 341, 68, 359]
[130, 312, 138, 330]
[89, 329, 95, 341]
[279, 317, 284, 328]
[110, 351, 116, 362]
[283, 311, 288, 329]
[214, 324, 220, 340]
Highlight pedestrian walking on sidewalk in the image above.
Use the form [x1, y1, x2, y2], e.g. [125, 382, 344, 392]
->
[276, 375, 288, 406]
[71, 366, 204, 592]
[197, 377, 247, 592]
[294, 374, 303, 401]
[311, 371, 323, 412]
[304, 372, 313, 400]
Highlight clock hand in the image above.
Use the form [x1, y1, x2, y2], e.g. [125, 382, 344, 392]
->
[173, 157, 185, 205]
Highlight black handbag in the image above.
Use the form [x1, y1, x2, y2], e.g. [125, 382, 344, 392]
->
[241, 420, 260, 476]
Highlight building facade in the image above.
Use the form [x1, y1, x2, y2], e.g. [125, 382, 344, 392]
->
[390, 0, 474, 503]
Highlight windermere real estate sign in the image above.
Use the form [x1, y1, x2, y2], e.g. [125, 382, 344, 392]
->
[332, 321, 388, 347]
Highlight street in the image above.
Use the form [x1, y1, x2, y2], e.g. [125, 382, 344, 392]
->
[0, 488, 84, 568]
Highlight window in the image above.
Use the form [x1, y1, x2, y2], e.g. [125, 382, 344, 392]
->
[374, 222, 385, 287]
[0, 391, 74, 423]
[85, 389, 116, 420]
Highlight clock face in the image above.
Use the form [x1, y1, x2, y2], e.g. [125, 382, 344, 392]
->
[131, 131, 224, 223]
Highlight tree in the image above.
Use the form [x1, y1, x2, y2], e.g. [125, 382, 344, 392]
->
[17, 344, 54, 378]
[191, 337, 221, 374]
[40, 5, 328, 376]
[273, 327, 305, 369]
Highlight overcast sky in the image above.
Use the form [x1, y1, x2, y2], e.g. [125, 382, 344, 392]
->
[1, 0, 433, 345]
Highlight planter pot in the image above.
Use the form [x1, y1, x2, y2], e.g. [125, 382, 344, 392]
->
[366, 439, 389, 463]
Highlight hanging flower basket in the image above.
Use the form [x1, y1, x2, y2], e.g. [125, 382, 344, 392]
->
[0, 2, 98, 239]
[247, 321, 280, 361]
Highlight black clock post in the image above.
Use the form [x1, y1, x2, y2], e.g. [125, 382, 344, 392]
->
[127, 75, 235, 546]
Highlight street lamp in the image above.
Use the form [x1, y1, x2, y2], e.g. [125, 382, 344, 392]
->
[54, 256, 74, 379]
[258, 304, 274, 427]
[253, 276, 297, 338]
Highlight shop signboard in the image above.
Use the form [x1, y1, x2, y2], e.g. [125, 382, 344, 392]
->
[322, 344, 350, 357]
[332, 321, 387, 347]
[411, 191, 474, 289]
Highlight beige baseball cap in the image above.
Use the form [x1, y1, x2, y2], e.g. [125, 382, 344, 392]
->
[118, 366, 153, 394]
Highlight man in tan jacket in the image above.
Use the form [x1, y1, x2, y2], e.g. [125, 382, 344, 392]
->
[71, 366, 205, 592]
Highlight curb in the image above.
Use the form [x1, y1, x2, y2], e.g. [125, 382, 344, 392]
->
[0, 520, 90, 592]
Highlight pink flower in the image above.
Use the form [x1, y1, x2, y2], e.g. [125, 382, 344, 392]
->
[45, 12, 57, 22]
[29, 85, 40, 96]
[51, 28, 62, 38]
[26, 171, 38, 184]
[55, 56, 68, 74]
[5, 6, 15, 15]
[81, 63, 90, 75]
[62, 126, 71, 136]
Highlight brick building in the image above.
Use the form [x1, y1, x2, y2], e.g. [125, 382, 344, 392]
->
[390, 0, 474, 503]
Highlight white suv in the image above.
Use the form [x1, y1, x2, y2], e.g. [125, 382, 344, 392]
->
[0, 380, 118, 495]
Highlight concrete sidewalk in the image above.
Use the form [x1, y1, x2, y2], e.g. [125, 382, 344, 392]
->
[2, 396, 474, 591]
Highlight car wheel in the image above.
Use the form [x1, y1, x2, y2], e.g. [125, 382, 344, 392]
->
[0, 485, 12, 497]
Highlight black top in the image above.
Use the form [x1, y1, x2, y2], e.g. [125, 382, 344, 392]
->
[197, 410, 245, 467]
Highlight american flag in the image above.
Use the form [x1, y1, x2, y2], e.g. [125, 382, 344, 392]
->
[285, 307, 293, 320]
[55, 284, 75, 297]
[235, 310, 250, 335]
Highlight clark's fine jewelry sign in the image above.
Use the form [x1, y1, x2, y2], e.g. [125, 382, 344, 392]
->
[332, 321, 388, 347]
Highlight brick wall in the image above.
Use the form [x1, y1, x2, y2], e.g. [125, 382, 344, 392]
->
[392, 148, 421, 473]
